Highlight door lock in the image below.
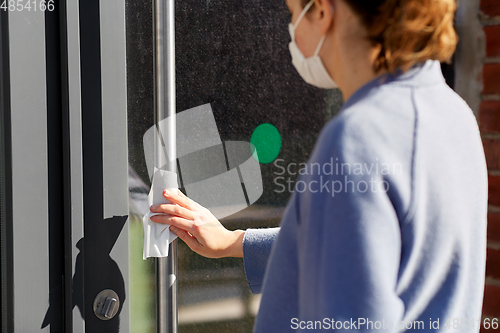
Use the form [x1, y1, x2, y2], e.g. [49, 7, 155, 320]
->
[93, 289, 120, 320]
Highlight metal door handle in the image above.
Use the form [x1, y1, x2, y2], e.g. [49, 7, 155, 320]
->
[93, 289, 120, 320]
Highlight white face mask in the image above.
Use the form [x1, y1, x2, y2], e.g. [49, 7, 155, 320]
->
[288, 0, 337, 89]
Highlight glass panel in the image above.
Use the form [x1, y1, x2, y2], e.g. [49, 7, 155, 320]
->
[125, 0, 343, 332]
[126, 0, 156, 331]
[175, 2, 342, 331]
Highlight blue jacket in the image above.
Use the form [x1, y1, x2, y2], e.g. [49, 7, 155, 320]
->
[242, 60, 488, 332]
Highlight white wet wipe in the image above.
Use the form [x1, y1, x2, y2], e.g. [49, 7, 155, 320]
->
[142, 168, 178, 259]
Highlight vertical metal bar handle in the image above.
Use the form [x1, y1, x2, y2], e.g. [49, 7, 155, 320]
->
[153, 0, 177, 331]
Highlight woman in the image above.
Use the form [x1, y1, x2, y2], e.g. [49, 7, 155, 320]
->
[150, 0, 488, 331]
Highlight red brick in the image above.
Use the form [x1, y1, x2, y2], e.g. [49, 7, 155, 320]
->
[480, 101, 500, 133]
[481, 0, 500, 17]
[483, 139, 500, 170]
[488, 212, 500, 242]
[483, 64, 500, 95]
[487, 248, 500, 279]
[485, 26, 500, 57]
[488, 175, 500, 206]
[483, 284, 500, 317]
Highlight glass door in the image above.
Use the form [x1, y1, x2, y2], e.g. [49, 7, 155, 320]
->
[125, 0, 343, 332]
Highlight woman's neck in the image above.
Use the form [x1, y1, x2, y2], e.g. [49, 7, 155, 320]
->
[335, 45, 387, 102]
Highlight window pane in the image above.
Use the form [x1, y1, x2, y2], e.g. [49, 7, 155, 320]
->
[125, 0, 343, 332]
[126, 0, 155, 331]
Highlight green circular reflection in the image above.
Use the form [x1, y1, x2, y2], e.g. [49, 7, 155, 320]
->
[250, 123, 281, 164]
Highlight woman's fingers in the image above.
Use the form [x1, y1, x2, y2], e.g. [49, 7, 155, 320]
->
[150, 203, 193, 220]
[148, 190, 239, 259]
[163, 189, 191, 209]
[150, 214, 195, 233]
[169, 226, 201, 251]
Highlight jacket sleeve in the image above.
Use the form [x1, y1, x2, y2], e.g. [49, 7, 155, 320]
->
[242, 228, 280, 294]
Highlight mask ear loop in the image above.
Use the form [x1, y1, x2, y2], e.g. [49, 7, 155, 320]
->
[293, 0, 315, 31]
[313, 35, 326, 57]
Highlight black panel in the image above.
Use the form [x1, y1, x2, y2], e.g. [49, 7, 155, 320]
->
[56, 0, 74, 330]
[126, 0, 343, 203]
[40, 4, 65, 332]
[80, 0, 127, 331]
[0, 9, 13, 333]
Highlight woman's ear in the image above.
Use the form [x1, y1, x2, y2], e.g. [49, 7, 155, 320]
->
[315, 0, 335, 35]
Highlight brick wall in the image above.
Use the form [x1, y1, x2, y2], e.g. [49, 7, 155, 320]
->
[480, 0, 500, 328]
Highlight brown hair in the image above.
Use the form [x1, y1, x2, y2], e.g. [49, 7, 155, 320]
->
[301, 0, 458, 73]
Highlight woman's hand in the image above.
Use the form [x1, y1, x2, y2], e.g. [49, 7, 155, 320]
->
[149, 189, 245, 259]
